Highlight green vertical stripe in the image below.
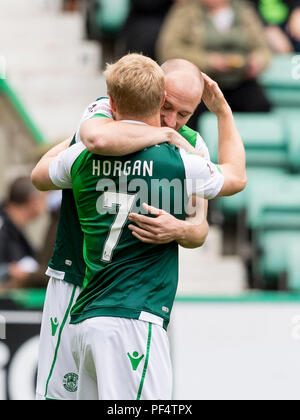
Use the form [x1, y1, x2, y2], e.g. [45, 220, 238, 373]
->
[44, 285, 77, 398]
[0, 79, 45, 144]
[137, 323, 152, 401]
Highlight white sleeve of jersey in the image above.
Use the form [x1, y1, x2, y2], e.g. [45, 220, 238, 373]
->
[180, 149, 224, 199]
[75, 97, 113, 143]
[194, 133, 211, 160]
[49, 143, 86, 189]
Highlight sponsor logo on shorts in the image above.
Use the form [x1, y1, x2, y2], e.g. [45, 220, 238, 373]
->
[50, 317, 59, 337]
[63, 373, 78, 393]
[127, 351, 144, 371]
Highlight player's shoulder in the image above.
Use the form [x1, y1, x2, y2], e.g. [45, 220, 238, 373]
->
[63, 142, 88, 170]
[179, 125, 198, 136]
[180, 125, 210, 159]
[178, 125, 199, 148]
[75, 97, 112, 143]
[69, 143, 92, 178]
[86, 96, 112, 119]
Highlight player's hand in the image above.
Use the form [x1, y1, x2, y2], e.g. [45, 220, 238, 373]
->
[201, 73, 230, 116]
[128, 203, 184, 244]
[164, 128, 195, 153]
[164, 128, 204, 157]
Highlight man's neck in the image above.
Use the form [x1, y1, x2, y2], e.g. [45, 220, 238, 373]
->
[116, 112, 161, 127]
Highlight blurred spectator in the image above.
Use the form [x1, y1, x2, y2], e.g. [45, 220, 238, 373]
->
[9, 191, 62, 289]
[250, 0, 300, 53]
[0, 177, 50, 289]
[63, 0, 81, 12]
[117, 0, 176, 60]
[157, 0, 272, 129]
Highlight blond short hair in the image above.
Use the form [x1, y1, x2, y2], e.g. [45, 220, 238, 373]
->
[104, 54, 165, 118]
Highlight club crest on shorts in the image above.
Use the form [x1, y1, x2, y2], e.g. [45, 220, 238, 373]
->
[63, 373, 78, 393]
[50, 317, 59, 337]
[127, 351, 144, 371]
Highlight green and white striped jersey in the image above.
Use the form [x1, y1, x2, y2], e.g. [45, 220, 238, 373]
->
[46, 98, 211, 287]
[49, 121, 224, 329]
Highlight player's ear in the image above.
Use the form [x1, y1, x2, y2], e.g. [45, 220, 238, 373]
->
[109, 95, 117, 113]
[161, 91, 167, 108]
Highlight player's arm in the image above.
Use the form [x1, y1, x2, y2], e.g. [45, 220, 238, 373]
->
[178, 134, 210, 248]
[216, 105, 247, 196]
[215, 107, 247, 196]
[177, 196, 209, 248]
[31, 138, 72, 191]
[81, 118, 197, 155]
[79, 99, 197, 155]
[202, 73, 247, 196]
[31, 141, 85, 191]
[129, 198, 209, 248]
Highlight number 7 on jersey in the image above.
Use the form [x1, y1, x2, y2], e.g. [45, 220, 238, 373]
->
[97, 191, 136, 263]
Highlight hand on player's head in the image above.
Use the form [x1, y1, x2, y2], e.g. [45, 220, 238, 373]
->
[201, 73, 229, 116]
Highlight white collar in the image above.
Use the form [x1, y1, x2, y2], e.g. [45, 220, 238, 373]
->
[120, 120, 148, 126]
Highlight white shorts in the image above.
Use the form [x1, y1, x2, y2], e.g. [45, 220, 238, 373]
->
[71, 317, 173, 400]
[36, 278, 81, 400]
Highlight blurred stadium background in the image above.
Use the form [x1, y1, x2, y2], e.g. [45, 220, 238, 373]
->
[0, 0, 300, 400]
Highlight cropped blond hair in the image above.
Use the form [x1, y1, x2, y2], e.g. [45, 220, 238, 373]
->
[104, 53, 165, 118]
